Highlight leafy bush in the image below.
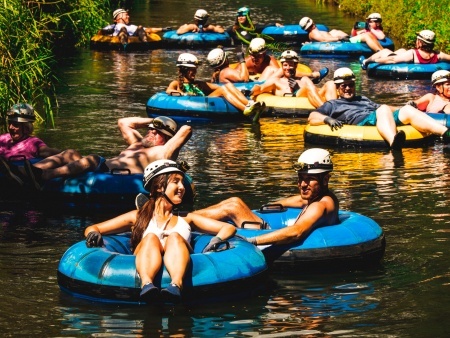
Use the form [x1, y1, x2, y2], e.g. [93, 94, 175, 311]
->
[0, 0, 110, 130]
[337, 0, 450, 52]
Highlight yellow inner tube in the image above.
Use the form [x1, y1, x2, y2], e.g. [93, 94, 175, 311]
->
[304, 124, 430, 141]
[230, 62, 312, 81]
[91, 32, 161, 44]
[256, 93, 315, 110]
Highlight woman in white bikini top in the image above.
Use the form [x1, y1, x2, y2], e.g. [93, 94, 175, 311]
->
[84, 159, 236, 303]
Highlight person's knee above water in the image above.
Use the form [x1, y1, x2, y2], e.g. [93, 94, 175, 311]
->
[360, 30, 450, 69]
[308, 67, 450, 150]
[166, 53, 265, 119]
[3, 115, 192, 190]
[245, 148, 339, 246]
[406, 70, 450, 114]
[194, 148, 339, 245]
[0, 103, 87, 187]
[250, 50, 326, 108]
[299, 16, 383, 52]
[84, 159, 236, 303]
[100, 8, 170, 43]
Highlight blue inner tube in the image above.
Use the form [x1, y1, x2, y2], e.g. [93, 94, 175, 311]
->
[146, 92, 244, 123]
[236, 207, 385, 268]
[57, 233, 268, 304]
[427, 112, 450, 127]
[261, 24, 329, 44]
[162, 30, 232, 47]
[0, 159, 195, 209]
[300, 38, 395, 58]
[367, 62, 450, 80]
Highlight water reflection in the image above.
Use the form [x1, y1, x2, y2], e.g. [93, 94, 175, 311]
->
[57, 275, 380, 336]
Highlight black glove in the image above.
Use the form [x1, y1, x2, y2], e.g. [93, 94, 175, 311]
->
[324, 116, 343, 131]
[162, 27, 172, 32]
[288, 78, 300, 93]
[86, 231, 104, 248]
[203, 236, 222, 253]
[236, 52, 245, 63]
[406, 100, 418, 109]
[340, 36, 351, 42]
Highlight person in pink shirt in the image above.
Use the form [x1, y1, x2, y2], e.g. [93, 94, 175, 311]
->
[0, 103, 82, 186]
[351, 13, 385, 41]
[406, 70, 450, 114]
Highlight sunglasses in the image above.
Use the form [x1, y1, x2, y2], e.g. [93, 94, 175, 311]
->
[237, 12, 247, 17]
[339, 82, 355, 89]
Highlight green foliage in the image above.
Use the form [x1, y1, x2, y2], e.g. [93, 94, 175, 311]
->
[0, 0, 110, 131]
[337, 0, 450, 52]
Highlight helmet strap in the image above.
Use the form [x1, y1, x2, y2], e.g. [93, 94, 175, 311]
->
[163, 193, 181, 206]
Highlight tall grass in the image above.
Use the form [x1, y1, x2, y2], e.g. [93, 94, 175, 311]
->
[0, 0, 110, 131]
[337, 0, 450, 52]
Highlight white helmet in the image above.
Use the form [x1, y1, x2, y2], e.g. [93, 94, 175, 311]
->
[7, 103, 36, 123]
[293, 148, 333, 174]
[113, 8, 127, 19]
[279, 50, 299, 63]
[299, 17, 314, 31]
[194, 9, 209, 21]
[248, 38, 267, 54]
[207, 48, 227, 68]
[143, 159, 189, 191]
[333, 67, 356, 84]
[366, 13, 382, 21]
[148, 116, 178, 137]
[416, 30, 435, 44]
[431, 70, 450, 86]
[176, 53, 199, 68]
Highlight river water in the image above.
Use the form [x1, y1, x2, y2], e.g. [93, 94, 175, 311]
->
[1, 0, 449, 337]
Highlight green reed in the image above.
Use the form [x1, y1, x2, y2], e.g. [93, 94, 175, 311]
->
[337, 0, 450, 52]
[0, 0, 109, 131]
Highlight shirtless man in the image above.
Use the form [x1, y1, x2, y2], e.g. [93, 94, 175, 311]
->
[12, 116, 192, 190]
[194, 148, 339, 246]
[250, 50, 327, 108]
[100, 8, 170, 44]
[207, 48, 249, 83]
[245, 38, 327, 83]
[176, 9, 224, 35]
[299, 16, 384, 53]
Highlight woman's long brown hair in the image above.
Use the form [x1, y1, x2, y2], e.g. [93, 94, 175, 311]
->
[130, 173, 172, 250]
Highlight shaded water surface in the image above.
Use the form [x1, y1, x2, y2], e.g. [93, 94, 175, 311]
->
[1, 0, 449, 337]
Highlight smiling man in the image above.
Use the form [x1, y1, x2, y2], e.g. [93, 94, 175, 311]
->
[194, 148, 339, 246]
[308, 67, 450, 150]
[3, 116, 192, 190]
[250, 50, 327, 108]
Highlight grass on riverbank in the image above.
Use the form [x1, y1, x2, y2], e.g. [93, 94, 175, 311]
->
[0, 0, 109, 131]
[337, 0, 450, 53]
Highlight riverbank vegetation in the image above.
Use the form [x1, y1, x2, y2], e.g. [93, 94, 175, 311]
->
[0, 0, 109, 130]
[336, 0, 450, 52]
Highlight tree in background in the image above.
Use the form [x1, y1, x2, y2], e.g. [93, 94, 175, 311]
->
[337, 0, 449, 53]
[0, 0, 110, 131]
